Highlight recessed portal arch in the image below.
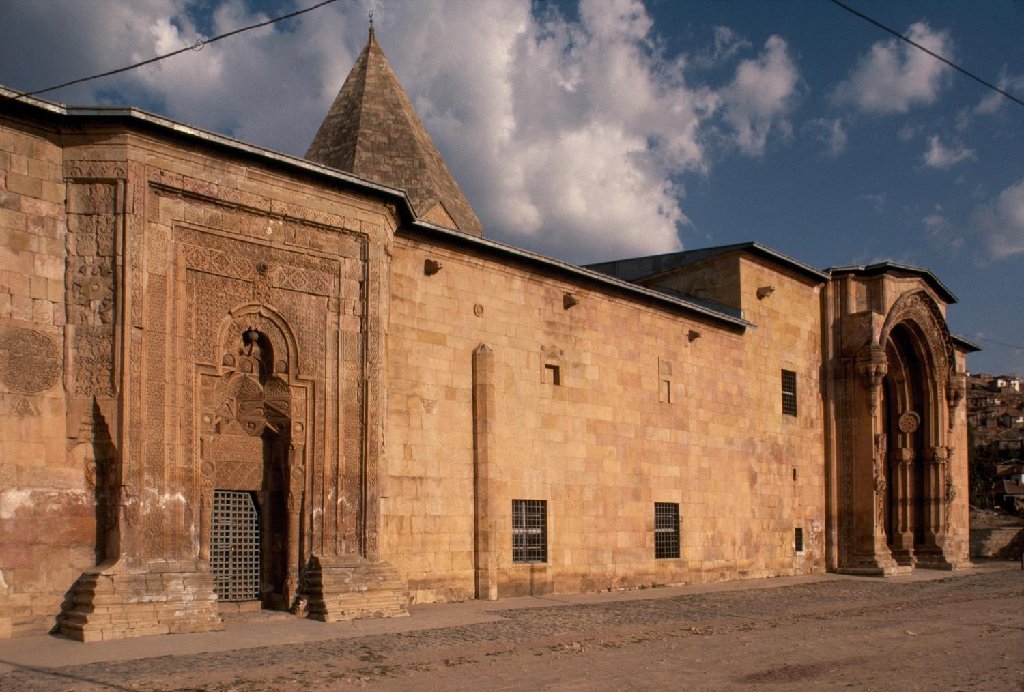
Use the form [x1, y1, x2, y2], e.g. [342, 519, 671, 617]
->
[198, 306, 309, 610]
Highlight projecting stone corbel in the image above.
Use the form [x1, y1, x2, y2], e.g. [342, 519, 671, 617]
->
[563, 292, 579, 309]
[424, 258, 443, 275]
[946, 370, 966, 430]
[856, 344, 887, 416]
[756, 285, 776, 300]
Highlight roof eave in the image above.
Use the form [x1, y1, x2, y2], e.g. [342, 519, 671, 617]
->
[828, 262, 958, 304]
[406, 219, 753, 331]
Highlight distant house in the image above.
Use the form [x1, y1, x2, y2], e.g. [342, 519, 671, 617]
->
[1000, 414, 1024, 429]
[991, 460, 1024, 512]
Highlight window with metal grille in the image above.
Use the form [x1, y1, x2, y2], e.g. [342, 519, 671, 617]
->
[794, 527, 804, 554]
[654, 502, 680, 559]
[512, 499, 547, 563]
[210, 490, 260, 602]
[781, 369, 798, 416]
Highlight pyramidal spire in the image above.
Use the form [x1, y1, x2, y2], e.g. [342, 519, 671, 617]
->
[306, 27, 484, 237]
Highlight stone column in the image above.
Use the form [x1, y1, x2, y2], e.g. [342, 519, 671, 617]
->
[888, 447, 915, 565]
[285, 442, 304, 605]
[473, 344, 498, 600]
[840, 345, 903, 574]
[916, 446, 953, 568]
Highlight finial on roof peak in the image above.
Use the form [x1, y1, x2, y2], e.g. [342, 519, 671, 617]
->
[368, 10, 376, 41]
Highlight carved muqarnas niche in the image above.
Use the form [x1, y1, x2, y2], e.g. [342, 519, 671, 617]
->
[0, 328, 62, 394]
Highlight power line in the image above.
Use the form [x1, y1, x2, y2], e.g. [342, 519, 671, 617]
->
[9, 0, 343, 99]
[976, 336, 1024, 351]
[829, 0, 1024, 109]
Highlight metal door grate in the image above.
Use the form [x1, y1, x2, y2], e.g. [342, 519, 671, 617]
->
[211, 490, 260, 602]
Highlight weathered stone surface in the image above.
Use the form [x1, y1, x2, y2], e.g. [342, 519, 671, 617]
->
[0, 35, 972, 642]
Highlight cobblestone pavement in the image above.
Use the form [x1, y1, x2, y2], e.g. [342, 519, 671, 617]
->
[1, 565, 1022, 690]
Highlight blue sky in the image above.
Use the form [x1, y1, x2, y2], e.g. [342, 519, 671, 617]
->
[1, 0, 1021, 376]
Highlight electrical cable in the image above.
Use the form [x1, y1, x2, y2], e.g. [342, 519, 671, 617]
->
[976, 336, 1024, 351]
[7, 0, 343, 99]
[829, 0, 1024, 109]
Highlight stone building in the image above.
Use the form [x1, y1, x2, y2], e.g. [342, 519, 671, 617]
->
[0, 29, 977, 641]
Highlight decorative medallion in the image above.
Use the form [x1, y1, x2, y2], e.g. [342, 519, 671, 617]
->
[898, 411, 921, 434]
[0, 328, 62, 394]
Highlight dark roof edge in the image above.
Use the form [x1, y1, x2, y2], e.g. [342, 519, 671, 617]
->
[717, 242, 829, 282]
[589, 241, 829, 284]
[951, 333, 982, 353]
[406, 219, 753, 330]
[1, 88, 748, 330]
[0, 86, 417, 219]
[827, 261, 958, 304]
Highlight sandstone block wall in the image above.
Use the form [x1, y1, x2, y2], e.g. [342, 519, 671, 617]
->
[384, 238, 828, 602]
[0, 117, 92, 637]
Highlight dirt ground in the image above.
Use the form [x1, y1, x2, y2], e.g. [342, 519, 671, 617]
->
[1, 564, 1021, 691]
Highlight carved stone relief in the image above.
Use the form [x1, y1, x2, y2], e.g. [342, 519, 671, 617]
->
[0, 328, 62, 394]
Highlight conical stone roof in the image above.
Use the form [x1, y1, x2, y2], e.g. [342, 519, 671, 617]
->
[305, 28, 484, 237]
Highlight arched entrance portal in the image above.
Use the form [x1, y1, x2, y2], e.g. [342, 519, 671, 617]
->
[881, 323, 931, 565]
[859, 290, 960, 571]
[199, 310, 309, 611]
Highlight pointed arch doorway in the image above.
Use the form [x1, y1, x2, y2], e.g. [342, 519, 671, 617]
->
[881, 322, 932, 565]
[199, 310, 310, 611]
[852, 289, 963, 572]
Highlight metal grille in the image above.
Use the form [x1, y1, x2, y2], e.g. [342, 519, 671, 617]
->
[654, 502, 680, 559]
[512, 499, 547, 563]
[211, 490, 260, 602]
[781, 369, 798, 417]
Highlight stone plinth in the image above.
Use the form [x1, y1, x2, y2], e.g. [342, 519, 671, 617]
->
[303, 555, 409, 622]
[59, 560, 223, 642]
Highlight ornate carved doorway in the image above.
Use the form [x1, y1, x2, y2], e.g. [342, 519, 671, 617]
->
[200, 315, 309, 611]
[882, 323, 928, 566]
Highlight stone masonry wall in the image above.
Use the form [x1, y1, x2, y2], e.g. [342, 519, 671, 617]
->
[384, 238, 827, 603]
[0, 117, 89, 638]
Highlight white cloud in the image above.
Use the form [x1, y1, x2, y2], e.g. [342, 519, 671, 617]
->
[974, 72, 1024, 116]
[832, 22, 952, 114]
[922, 135, 975, 169]
[718, 36, 799, 155]
[806, 118, 847, 156]
[691, 26, 751, 70]
[970, 179, 1024, 260]
[0, 0, 802, 264]
[922, 207, 964, 251]
[0, 0, 356, 154]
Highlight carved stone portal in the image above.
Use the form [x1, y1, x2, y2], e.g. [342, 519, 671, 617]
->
[199, 317, 307, 610]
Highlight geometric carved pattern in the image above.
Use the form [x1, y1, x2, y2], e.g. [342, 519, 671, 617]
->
[0, 327, 62, 393]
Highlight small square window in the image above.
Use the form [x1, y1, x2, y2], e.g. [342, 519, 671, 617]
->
[781, 370, 797, 417]
[544, 363, 561, 386]
[513, 499, 547, 563]
[654, 502, 680, 559]
[794, 527, 804, 554]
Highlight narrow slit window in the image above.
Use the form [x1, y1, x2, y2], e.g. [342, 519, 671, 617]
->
[781, 370, 798, 417]
[794, 527, 804, 554]
[544, 363, 561, 386]
[654, 502, 680, 559]
[512, 499, 547, 563]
